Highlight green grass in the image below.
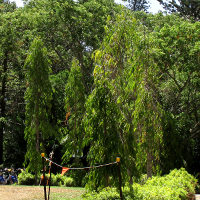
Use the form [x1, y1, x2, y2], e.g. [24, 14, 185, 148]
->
[48, 187, 85, 200]
[50, 194, 82, 200]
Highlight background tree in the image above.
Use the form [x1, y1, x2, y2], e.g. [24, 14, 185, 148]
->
[129, 11, 200, 175]
[23, 0, 119, 89]
[62, 59, 86, 163]
[152, 17, 200, 173]
[0, 3, 25, 166]
[157, 0, 200, 21]
[126, 0, 150, 11]
[24, 39, 54, 183]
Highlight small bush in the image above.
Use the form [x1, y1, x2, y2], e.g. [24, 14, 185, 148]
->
[64, 177, 74, 187]
[51, 174, 64, 186]
[18, 171, 75, 187]
[132, 183, 186, 200]
[49, 174, 75, 187]
[136, 168, 197, 200]
[83, 187, 120, 200]
[83, 187, 135, 200]
[18, 171, 35, 185]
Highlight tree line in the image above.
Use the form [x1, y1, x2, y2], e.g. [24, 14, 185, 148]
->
[0, 0, 199, 189]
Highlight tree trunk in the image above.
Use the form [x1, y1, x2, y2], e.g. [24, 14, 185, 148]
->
[35, 103, 40, 185]
[0, 51, 8, 164]
[35, 103, 40, 153]
[147, 151, 153, 179]
[127, 168, 133, 185]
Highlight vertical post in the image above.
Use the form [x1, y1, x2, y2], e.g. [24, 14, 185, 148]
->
[47, 162, 52, 200]
[116, 157, 123, 200]
[48, 151, 53, 200]
[41, 153, 47, 200]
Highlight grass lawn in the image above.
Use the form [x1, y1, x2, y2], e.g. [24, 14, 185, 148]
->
[0, 185, 85, 200]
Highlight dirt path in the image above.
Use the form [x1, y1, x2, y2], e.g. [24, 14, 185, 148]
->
[0, 185, 84, 200]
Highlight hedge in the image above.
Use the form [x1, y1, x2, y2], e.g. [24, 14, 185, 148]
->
[18, 171, 75, 187]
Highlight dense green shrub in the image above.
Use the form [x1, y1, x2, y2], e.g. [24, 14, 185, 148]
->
[83, 187, 120, 200]
[133, 168, 197, 200]
[50, 174, 75, 187]
[18, 171, 75, 187]
[63, 177, 74, 187]
[50, 174, 64, 186]
[133, 184, 185, 200]
[83, 187, 135, 200]
[83, 168, 198, 200]
[18, 171, 35, 185]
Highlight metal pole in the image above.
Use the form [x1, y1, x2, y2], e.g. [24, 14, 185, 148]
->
[41, 153, 47, 200]
[116, 157, 123, 200]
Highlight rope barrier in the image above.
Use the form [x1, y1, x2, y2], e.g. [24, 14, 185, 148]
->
[41, 153, 123, 200]
[44, 157, 117, 170]
[44, 157, 62, 168]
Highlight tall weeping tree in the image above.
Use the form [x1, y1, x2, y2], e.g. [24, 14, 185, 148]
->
[88, 9, 163, 184]
[62, 59, 86, 162]
[24, 39, 53, 183]
[84, 64, 121, 190]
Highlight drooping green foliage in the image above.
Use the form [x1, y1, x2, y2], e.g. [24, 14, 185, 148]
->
[84, 63, 121, 190]
[62, 59, 85, 161]
[83, 9, 164, 190]
[24, 39, 53, 174]
[82, 9, 200, 190]
[50, 69, 69, 130]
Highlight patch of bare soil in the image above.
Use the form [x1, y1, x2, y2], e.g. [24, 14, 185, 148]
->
[0, 185, 83, 200]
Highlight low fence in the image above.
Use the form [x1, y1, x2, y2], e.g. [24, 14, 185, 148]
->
[41, 153, 123, 200]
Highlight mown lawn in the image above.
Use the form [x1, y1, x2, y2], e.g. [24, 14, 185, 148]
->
[50, 186, 85, 200]
[0, 185, 85, 200]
